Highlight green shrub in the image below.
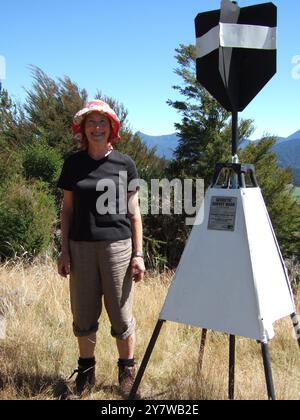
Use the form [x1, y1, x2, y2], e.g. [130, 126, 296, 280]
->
[0, 149, 23, 186]
[22, 141, 63, 189]
[0, 179, 57, 259]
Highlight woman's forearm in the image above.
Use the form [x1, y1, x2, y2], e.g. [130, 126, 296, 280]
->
[130, 211, 143, 252]
[129, 207, 145, 282]
[60, 207, 73, 254]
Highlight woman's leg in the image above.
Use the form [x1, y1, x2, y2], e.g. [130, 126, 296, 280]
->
[69, 240, 102, 343]
[78, 333, 97, 358]
[98, 239, 141, 397]
[69, 241, 102, 394]
[116, 333, 135, 359]
[98, 239, 135, 345]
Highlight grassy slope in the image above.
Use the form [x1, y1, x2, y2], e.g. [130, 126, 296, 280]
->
[0, 259, 299, 400]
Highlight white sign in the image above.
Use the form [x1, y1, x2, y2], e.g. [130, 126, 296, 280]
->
[208, 196, 237, 231]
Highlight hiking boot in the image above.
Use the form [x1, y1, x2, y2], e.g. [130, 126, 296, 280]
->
[68, 363, 96, 396]
[118, 364, 142, 399]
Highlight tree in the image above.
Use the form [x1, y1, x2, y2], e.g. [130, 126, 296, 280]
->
[166, 44, 300, 258]
[161, 44, 253, 265]
[23, 66, 88, 154]
[239, 137, 300, 256]
[0, 90, 26, 186]
[167, 44, 254, 188]
[0, 88, 27, 149]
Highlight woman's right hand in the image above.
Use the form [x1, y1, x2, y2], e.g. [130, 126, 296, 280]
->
[57, 252, 70, 278]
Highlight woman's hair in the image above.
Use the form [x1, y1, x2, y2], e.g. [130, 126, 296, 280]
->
[79, 118, 88, 150]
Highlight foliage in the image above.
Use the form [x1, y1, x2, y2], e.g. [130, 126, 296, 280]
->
[167, 44, 254, 188]
[292, 186, 300, 205]
[0, 88, 33, 149]
[1, 50, 298, 266]
[0, 72, 168, 267]
[160, 45, 251, 264]
[0, 143, 23, 186]
[0, 179, 56, 259]
[164, 44, 300, 260]
[240, 137, 300, 256]
[22, 140, 63, 192]
[23, 66, 88, 154]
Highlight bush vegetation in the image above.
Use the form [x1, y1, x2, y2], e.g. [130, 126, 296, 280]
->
[0, 53, 299, 269]
[0, 179, 56, 259]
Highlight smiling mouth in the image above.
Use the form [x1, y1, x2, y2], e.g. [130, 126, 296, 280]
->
[91, 132, 106, 138]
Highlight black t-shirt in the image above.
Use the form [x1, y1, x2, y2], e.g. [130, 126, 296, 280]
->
[57, 150, 139, 241]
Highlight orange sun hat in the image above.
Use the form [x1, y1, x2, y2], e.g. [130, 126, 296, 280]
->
[72, 100, 121, 144]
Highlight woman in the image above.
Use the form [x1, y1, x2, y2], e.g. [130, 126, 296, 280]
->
[57, 100, 145, 398]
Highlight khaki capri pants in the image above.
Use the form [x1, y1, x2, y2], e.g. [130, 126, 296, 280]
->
[69, 238, 135, 340]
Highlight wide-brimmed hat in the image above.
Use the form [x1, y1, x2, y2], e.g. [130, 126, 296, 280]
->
[72, 100, 121, 144]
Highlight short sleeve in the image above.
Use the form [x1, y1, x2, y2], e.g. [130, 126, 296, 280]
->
[57, 158, 73, 191]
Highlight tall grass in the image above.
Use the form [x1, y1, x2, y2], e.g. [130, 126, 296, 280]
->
[0, 258, 299, 400]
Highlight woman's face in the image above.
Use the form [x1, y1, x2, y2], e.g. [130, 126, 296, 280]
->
[84, 112, 111, 146]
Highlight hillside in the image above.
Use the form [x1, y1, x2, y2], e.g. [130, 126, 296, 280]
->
[273, 138, 300, 185]
[138, 130, 300, 186]
[287, 130, 300, 141]
[137, 132, 178, 160]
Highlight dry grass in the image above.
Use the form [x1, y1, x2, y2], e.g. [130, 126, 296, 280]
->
[0, 257, 299, 400]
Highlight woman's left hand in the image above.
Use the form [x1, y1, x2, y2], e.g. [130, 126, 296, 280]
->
[131, 257, 145, 282]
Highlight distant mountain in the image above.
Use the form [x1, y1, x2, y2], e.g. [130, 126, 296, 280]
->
[287, 130, 300, 141]
[138, 130, 300, 186]
[137, 132, 179, 160]
[239, 136, 286, 149]
[273, 137, 300, 185]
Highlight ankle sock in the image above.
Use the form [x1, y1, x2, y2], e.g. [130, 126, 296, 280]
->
[118, 358, 135, 367]
[78, 357, 96, 367]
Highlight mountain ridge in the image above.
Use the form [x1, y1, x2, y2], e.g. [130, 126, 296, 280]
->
[137, 130, 300, 186]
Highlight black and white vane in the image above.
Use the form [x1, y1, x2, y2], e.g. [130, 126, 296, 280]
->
[195, 0, 277, 112]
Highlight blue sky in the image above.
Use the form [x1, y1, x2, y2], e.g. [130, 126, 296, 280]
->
[0, 0, 299, 139]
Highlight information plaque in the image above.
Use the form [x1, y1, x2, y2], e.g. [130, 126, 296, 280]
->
[208, 196, 237, 231]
